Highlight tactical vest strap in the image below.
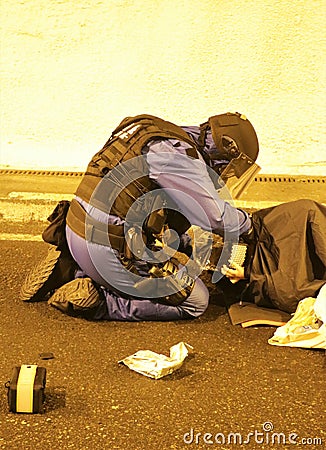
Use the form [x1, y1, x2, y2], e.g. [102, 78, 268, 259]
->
[67, 199, 125, 252]
[198, 121, 211, 165]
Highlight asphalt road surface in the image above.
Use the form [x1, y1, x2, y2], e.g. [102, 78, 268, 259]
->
[0, 173, 325, 450]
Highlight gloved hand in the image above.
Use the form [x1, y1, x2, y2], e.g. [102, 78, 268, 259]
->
[221, 261, 245, 284]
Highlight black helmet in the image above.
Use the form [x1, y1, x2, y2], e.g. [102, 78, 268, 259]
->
[200, 112, 260, 198]
[202, 112, 259, 162]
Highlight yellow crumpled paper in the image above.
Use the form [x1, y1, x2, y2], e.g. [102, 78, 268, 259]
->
[119, 342, 192, 379]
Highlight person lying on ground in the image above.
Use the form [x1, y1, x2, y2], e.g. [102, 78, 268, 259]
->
[218, 199, 326, 313]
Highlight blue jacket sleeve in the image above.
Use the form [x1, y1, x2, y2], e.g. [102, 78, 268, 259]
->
[146, 139, 251, 237]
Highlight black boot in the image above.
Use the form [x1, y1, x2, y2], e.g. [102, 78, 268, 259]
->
[48, 277, 106, 320]
[20, 246, 78, 302]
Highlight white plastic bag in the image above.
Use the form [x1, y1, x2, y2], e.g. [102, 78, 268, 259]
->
[268, 285, 326, 349]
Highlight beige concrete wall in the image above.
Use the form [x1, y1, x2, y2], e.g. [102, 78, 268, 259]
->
[1, 0, 325, 174]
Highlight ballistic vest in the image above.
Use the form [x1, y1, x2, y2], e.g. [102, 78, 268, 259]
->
[75, 114, 200, 219]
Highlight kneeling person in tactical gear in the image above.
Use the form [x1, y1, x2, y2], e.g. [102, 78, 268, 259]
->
[21, 112, 259, 321]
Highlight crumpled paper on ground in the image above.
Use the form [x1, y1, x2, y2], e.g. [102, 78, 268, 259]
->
[268, 284, 326, 349]
[119, 342, 192, 379]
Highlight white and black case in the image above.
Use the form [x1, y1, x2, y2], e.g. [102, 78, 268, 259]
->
[6, 365, 46, 413]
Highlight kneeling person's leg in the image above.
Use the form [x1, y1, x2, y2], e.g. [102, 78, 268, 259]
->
[100, 278, 209, 321]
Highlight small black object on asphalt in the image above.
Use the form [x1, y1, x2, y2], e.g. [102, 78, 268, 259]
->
[39, 352, 54, 360]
